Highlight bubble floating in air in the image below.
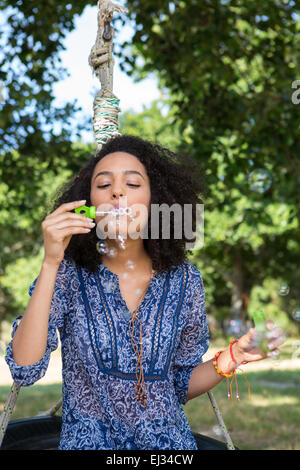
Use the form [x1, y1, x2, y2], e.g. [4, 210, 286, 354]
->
[107, 247, 118, 258]
[96, 240, 109, 255]
[223, 318, 245, 337]
[125, 259, 135, 271]
[116, 234, 126, 250]
[248, 169, 272, 193]
[292, 307, 300, 322]
[278, 283, 290, 296]
[212, 425, 223, 437]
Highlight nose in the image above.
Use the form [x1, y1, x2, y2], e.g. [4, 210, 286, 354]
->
[110, 179, 126, 203]
[111, 183, 125, 199]
[112, 190, 124, 199]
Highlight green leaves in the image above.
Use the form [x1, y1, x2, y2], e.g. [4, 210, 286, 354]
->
[0, 0, 299, 330]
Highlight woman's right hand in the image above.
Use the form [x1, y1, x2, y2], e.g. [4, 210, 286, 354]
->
[42, 200, 95, 266]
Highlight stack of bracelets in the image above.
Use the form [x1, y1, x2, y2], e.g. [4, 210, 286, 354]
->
[213, 340, 251, 408]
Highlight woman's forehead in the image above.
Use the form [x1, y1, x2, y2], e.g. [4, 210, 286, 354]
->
[93, 152, 147, 176]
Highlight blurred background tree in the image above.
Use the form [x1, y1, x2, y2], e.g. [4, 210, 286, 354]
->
[0, 0, 299, 340]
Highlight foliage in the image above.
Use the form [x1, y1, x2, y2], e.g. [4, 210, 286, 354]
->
[0, 142, 94, 322]
[117, 0, 300, 328]
[0, 0, 300, 333]
[0, 100, 183, 325]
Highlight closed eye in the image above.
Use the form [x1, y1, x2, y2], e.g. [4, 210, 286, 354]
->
[97, 184, 140, 188]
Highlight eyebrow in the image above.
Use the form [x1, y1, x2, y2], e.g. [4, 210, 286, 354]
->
[93, 170, 145, 182]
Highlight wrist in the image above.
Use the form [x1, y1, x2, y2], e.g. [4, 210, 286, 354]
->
[42, 258, 61, 271]
[231, 340, 248, 366]
[216, 348, 237, 375]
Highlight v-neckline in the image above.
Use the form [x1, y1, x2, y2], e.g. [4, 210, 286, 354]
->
[98, 262, 160, 319]
[118, 276, 154, 317]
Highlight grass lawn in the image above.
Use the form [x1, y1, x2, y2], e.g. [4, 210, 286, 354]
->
[185, 368, 300, 450]
[1, 338, 299, 450]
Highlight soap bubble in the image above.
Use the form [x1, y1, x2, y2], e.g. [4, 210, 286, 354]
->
[96, 240, 109, 255]
[116, 234, 126, 250]
[223, 318, 246, 337]
[268, 349, 281, 359]
[278, 283, 290, 296]
[107, 247, 118, 258]
[291, 341, 300, 361]
[121, 272, 130, 281]
[105, 280, 116, 293]
[292, 307, 300, 322]
[212, 425, 223, 438]
[125, 259, 135, 271]
[248, 169, 272, 193]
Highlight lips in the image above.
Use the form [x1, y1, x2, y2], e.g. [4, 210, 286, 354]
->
[112, 201, 127, 210]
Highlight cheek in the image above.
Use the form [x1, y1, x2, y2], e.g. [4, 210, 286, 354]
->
[143, 188, 151, 207]
[90, 192, 95, 207]
[90, 187, 102, 206]
[141, 193, 151, 217]
[129, 188, 150, 206]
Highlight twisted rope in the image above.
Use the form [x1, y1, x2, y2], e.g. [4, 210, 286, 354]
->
[93, 93, 122, 150]
[0, 0, 236, 452]
[207, 391, 236, 450]
[0, 381, 21, 448]
[88, 0, 127, 151]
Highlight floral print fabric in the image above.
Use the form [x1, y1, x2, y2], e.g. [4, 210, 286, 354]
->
[5, 258, 210, 450]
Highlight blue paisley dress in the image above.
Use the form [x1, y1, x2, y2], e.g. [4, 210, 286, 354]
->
[5, 258, 210, 450]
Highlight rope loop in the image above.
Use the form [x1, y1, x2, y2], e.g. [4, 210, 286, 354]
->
[93, 93, 122, 149]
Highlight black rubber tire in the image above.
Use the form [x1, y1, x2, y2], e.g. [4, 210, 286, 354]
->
[1, 416, 62, 450]
[1, 416, 231, 450]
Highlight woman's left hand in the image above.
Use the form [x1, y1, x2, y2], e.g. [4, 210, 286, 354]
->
[232, 321, 286, 365]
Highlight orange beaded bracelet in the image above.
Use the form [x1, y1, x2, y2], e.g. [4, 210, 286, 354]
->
[213, 349, 251, 407]
[213, 350, 235, 378]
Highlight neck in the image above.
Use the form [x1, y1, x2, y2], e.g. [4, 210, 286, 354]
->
[100, 236, 152, 274]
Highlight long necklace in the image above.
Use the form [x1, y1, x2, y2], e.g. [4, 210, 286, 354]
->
[128, 269, 155, 407]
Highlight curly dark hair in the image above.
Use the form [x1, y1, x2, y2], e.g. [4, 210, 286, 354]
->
[50, 134, 206, 274]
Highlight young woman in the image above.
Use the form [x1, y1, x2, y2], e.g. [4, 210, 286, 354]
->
[5, 134, 284, 450]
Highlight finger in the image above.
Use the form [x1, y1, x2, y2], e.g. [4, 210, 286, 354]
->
[247, 328, 259, 344]
[266, 326, 284, 340]
[53, 219, 95, 231]
[44, 212, 94, 228]
[50, 200, 87, 217]
[267, 334, 286, 351]
[265, 320, 275, 330]
[58, 226, 93, 238]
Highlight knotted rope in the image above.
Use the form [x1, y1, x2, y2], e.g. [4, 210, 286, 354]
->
[0, 382, 20, 446]
[93, 94, 122, 148]
[0, 0, 236, 452]
[88, 0, 128, 151]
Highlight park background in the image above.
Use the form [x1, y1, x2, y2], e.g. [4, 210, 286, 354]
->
[0, 0, 300, 450]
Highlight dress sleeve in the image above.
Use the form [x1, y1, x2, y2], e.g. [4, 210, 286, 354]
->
[172, 267, 210, 405]
[5, 258, 70, 386]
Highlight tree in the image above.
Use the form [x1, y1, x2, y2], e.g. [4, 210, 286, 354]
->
[0, 98, 183, 326]
[116, 0, 300, 330]
[1, 0, 300, 333]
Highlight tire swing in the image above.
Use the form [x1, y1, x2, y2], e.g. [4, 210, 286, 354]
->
[0, 0, 236, 451]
